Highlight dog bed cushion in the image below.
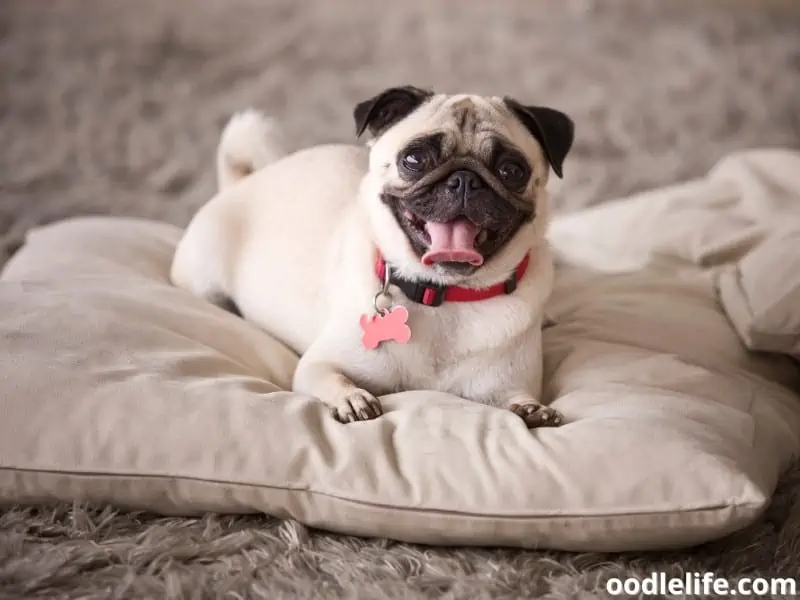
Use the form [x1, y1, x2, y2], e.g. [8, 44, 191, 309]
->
[717, 225, 800, 359]
[1, 150, 800, 552]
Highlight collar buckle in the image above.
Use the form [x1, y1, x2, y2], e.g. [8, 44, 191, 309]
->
[413, 281, 446, 307]
[503, 276, 518, 295]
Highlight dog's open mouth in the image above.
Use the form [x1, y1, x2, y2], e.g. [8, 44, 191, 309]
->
[399, 208, 503, 268]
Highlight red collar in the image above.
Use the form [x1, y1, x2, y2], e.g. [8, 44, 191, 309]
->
[375, 253, 530, 307]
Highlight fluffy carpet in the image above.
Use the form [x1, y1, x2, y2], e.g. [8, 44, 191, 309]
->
[1, 0, 800, 598]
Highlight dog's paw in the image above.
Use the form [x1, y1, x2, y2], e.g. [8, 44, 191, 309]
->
[330, 388, 383, 424]
[508, 401, 563, 429]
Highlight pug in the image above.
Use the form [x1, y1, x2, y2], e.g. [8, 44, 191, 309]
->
[170, 86, 574, 427]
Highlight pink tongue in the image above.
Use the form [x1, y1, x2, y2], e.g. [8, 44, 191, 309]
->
[422, 218, 484, 266]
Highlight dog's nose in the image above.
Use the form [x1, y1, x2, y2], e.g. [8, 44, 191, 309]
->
[446, 170, 484, 194]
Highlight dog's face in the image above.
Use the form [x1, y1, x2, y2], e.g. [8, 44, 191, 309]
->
[356, 86, 574, 286]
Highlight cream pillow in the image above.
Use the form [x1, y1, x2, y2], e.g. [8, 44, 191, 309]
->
[717, 226, 800, 360]
[1, 216, 798, 552]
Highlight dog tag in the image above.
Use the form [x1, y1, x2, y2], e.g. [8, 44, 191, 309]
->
[359, 306, 412, 350]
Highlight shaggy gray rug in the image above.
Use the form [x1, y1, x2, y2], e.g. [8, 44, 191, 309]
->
[1, 0, 800, 598]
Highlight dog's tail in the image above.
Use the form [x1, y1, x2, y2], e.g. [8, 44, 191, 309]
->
[216, 109, 288, 192]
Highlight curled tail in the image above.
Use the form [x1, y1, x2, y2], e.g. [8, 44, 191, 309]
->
[216, 109, 289, 192]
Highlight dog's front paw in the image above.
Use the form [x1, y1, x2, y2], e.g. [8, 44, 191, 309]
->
[330, 388, 383, 424]
[508, 400, 563, 429]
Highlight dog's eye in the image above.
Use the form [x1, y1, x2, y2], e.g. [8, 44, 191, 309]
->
[403, 152, 423, 170]
[497, 160, 526, 183]
[400, 146, 436, 173]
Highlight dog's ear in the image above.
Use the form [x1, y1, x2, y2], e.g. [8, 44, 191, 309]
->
[503, 98, 575, 178]
[354, 86, 433, 138]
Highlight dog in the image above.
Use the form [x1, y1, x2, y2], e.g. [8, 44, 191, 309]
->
[171, 86, 574, 427]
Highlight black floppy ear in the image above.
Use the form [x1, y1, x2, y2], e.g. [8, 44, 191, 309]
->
[353, 86, 434, 138]
[503, 98, 575, 178]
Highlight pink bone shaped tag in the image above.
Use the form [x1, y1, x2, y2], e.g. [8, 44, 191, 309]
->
[359, 305, 412, 350]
